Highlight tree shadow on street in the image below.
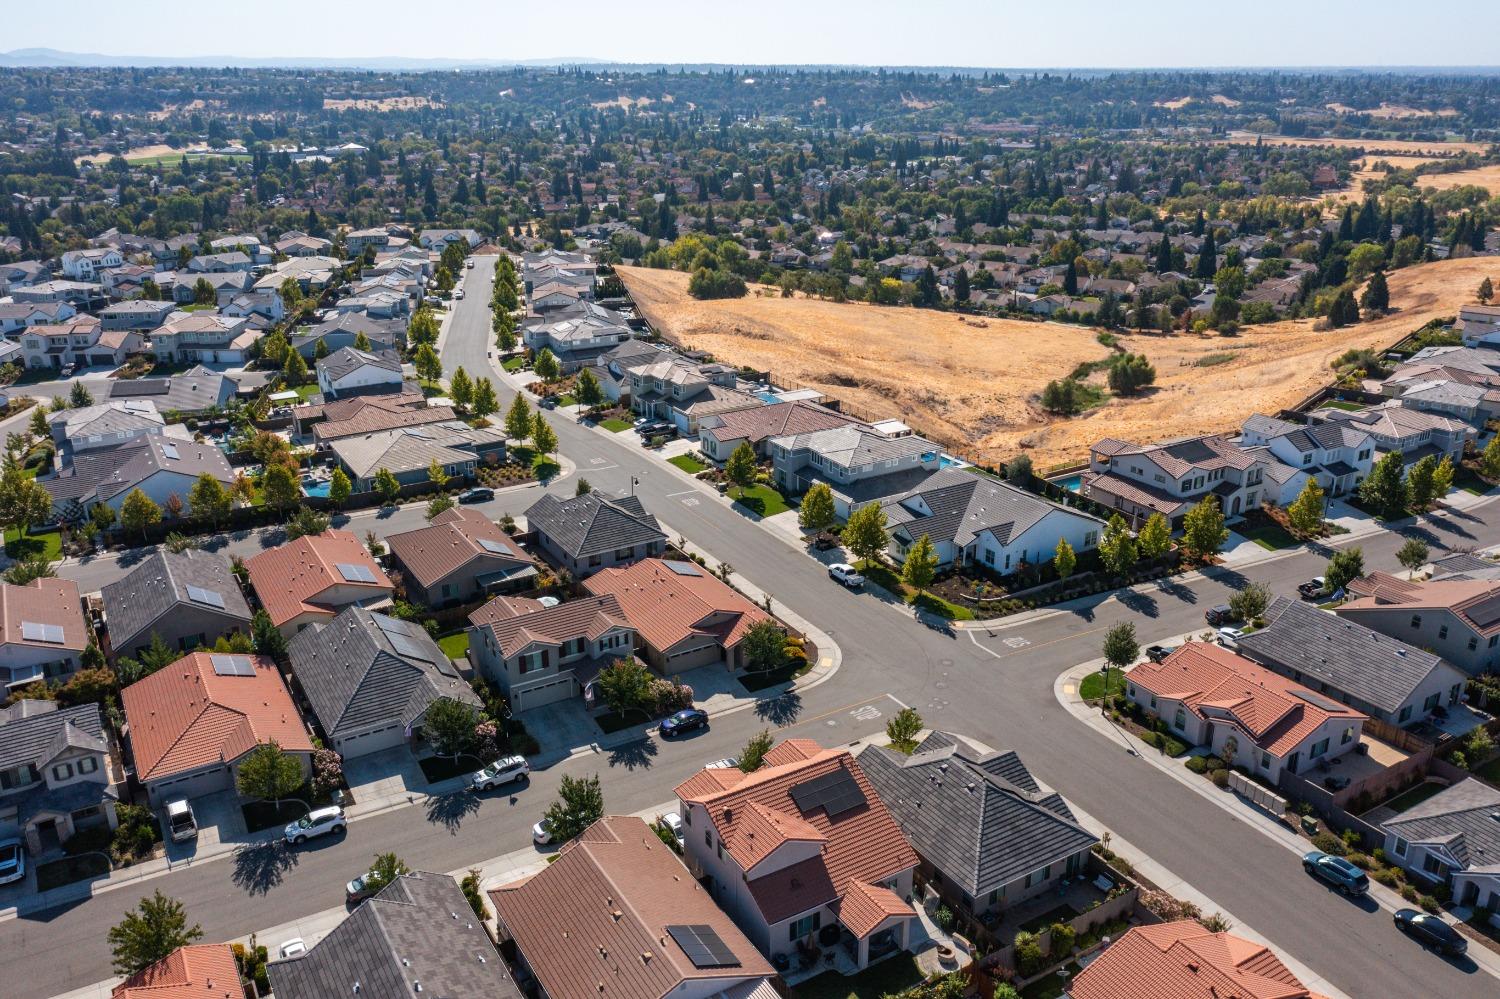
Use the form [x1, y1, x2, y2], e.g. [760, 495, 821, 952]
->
[607, 737, 658, 771]
[425, 790, 481, 834]
[230, 840, 299, 896]
[755, 690, 802, 726]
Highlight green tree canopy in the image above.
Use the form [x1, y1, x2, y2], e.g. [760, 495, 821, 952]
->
[108, 890, 203, 977]
[235, 740, 304, 806]
[543, 773, 604, 842]
[901, 534, 939, 594]
[1180, 496, 1228, 560]
[798, 481, 836, 534]
[842, 502, 888, 565]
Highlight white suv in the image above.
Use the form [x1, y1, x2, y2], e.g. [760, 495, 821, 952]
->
[470, 756, 530, 792]
[284, 806, 346, 845]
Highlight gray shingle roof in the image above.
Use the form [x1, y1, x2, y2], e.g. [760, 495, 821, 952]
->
[107, 366, 236, 414]
[100, 549, 252, 651]
[1234, 597, 1447, 715]
[318, 345, 402, 382]
[287, 606, 480, 737]
[0, 701, 106, 772]
[1381, 779, 1500, 870]
[267, 871, 522, 999]
[524, 491, 664, 559]
[882, 468, 1101, 548]
[859, 732, 1097, 897]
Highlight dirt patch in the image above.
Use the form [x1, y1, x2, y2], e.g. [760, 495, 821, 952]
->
[901, 93, 938, 110]
[75, 142, 210, 166]
[1210, 95, 1241, 108]
[1327, 103, 1459, 120]
[1221, 131, 1486, 156]
[1155, 97, 1194, 110]
[592, 95, 655, 110]
[621, 258, 1500, 470]
[323, 96, 442, 112]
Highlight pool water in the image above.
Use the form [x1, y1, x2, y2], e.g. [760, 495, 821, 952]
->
[302, 477, 332, 498]
[1056, 474, 1083, 492]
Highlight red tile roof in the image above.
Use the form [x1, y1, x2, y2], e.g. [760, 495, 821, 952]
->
[489, 815, 772, 999]
[837, 880, 913, 939]
[468, 594, 547, 628]
[121, 652, 313, 782]
[385, 507, 529, 589]
[245, 529, 392, 628]
[582, 558, 769, 655]
[1126, 642, 1364, 758]
[674, 741, 917, 929]
[1068, 920, 1329, 999]
[0, 577, 86, 653]
[111, 944, 243, 999]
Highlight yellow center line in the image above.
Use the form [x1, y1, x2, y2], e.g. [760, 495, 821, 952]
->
[978, 623, 1113, 660]
[779, 695, 893, 731]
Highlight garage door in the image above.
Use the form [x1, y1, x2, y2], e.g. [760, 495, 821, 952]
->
[149, 765, 229, 806]
[335, 723, 405, 758]
[515, 675, 576, 712]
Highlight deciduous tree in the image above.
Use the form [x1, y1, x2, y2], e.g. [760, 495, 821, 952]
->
[424, 698, 478, 759]
[235, 740, 304, 806]
[901, 534, 939, 594]
[1287, 478, 1326, 536]
[1054, 537, 1077, 579]
[798, 481, 836, 534]
[1098, 514, 1137, 575]
[108, 891, 203, 977]
[1180, 496, 1228, 560]
[504, 393, 532, 442]
[738, 729, 774, 773]
[120, 488, 162, 541]
[1137, 512, 1171, 559]
[542, 773, 604, 842]
[741, 619, 788, 673]
[531, 413, 558, 455]
[724, 441, 757, 497]
[1325, 547, 1366, 595]
[841, 503, 888, 565]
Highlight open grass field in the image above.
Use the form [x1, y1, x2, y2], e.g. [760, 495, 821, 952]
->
[621, 257, 1500, 469]
[75, 142, 211, 166]
[1221, 132, 1488, 155]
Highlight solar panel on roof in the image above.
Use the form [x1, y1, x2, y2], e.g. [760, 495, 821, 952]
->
[160, 442, 180, 460]
[1292, 690, 1347, 713]
[789, 767, 867, 818]
[477, 538, 511, 556]
[387, 631, 436, 664]
[1467, 594, 1500, 629]
[662, 560, 703, 577]
[186, 585, 226, 609]
[210, 654, 254, 677]
[666, 925, 740, 969]
[336, 562, 378, 584]
[20, 621, 64, 644]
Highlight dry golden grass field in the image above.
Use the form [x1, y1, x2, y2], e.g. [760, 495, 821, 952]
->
[75, 142, 209, 166]
[620, 257, 1500, 469]
[1221, 131, 1488, 156]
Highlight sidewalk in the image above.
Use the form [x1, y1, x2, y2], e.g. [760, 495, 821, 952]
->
[1053, 651, 1500, 985]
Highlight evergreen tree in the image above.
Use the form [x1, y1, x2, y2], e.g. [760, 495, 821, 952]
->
[1480, 277, 1494, 304]
[1195, 229, 1217, 279]
[1062, 258, 1078, 296]
[1155, 232, 1173, 273]
[1361, 270, 1389, 314]
[953, 266, 970, 303]
[1358, 452, 1409, 519]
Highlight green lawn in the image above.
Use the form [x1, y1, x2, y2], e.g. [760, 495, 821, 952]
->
[4, 526, 61, 562]
[1473, 756, 1500, 788]
[557, 394, 579, 407]
[1383, 780, 1448, 814]
[438, 631, 471, 660]
[731, 484, 791, 517]
[795, 956, 925, 999]
[1235, 520, 1299, 551]
[1020, 961, 1083, 999]
[35, 854, 110, 893]
[912, 591, 975, 621]
[181, 303, 219, 312]
[668, 454, 708, 474]
[502, 357, 526, 372]
[853, 560, 974, 620]
[292, 383, 321, 399]
[1319, 400, 1366, 412]
[600, 417, 633, 432]
[1079, 669, 1127, 700]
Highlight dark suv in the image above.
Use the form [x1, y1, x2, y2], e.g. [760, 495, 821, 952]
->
[1205, 605, 1234, 626]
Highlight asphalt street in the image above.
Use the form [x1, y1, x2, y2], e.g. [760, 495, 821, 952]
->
[3, 254, 1494, 998]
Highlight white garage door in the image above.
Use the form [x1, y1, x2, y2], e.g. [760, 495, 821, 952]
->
[149, 765, 229, 806]
[335, 723, 405, 758]
[516, 675, 576, 712]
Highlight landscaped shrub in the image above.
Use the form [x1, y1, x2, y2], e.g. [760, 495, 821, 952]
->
[1401, 884, 1420, 903]
[1311, 831, 1346, 856]
[1013, 931, 1045, 977]
[1373, 867, 1401, 887]
[1346, 852, 1371, 869]
[1204, 755, 1226, 772]
[1341, 828, 1361, 850]
[1185, 756, 1208, 774]
[1049, 921, 1076, 957]
[1210, 769, 1230, 788]
[1419, 894, 1440, 913]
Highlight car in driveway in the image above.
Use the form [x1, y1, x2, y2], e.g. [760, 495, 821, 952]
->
[1145, 645, 1175, 663]
[1205, 604, 1234, 626]
[1302, 851, 1369, 895]
[659, 708, 709, 738]
[532, 818, 554, 845]
[1394, 908, 1467, 956]
[470, 755, 530, 791]
[1215, 626, 1245, 646]
[458, 486, 495, 504]
[828, 563, 865, 589]
[1297, 577, 1327, 601]
[0, 838, 24, 887]
[164, 799, 198, 843]
[660, 812, 685, 848]
[284, 806, 347, 845]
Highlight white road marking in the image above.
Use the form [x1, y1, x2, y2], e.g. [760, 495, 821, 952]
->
[851, 704, 882, 721]
[1002, 636, 1030, 649]
[665, 489, 699, 498]
[680, 497, 700, 507]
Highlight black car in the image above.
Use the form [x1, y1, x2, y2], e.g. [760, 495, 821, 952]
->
[538, 396, 559, 410]
[1204, 604, 1234, 626]
[1394, 908, 1468, 956]
[1146, 645, 1175, 663]
[458, 487, 494, 504]
[659, 708, 709, 738]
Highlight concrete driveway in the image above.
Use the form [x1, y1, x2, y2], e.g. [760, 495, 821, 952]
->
[162, 789, 251, 862]
[341, 747, 429, 814]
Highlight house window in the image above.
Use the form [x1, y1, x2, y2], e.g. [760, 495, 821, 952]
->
[1393, 837, 1408, 858]
[704, 830, 712, 848]
[1422, 854, 1446, 876]
[1025, 865, 1052, 889]
[1490, 636, 1498, 649]
[1341, 727, 1354, 745]
[1438, 625, 1449, 640]
[77, 757, 98, 775]
[1173, 707, 1186, 730]
[1423, 692, 1440, 712]
[518, 651, 546, 674]
[1260, 753, 1272, 770]
[613, 546, 634, 561]
[1310, 738, 1330, 759]
[1410, 615, 1421, 629]
[52, 762, 74, 781]
[1149, 694, 1156, 709]
[1085, 531, 1098, 547]
[588, 554, 603, 567]
[789, 913, 821, 942]
[1470, 637, 1479, 652]
[984, 549, 995, 565]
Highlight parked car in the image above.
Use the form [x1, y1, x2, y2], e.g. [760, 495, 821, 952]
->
[284, 806, 347, 845]
[659, 708, 709, 738]
[705, 758, 738, 770]
[1145, 645, 1175, 663]
[458, 486, 495, 504]
[1205, 604, 1234, 626]
[470, 755, 530, 792]
[278, 938, 307, 959]
[0, 838, 24, 887]
[660, 812, 685, 848]
[1302, 851, 1369, 895]
[1394, 908, 1468, 956]
[165, 799, 197, 843]
[454, 289, 465, 300]
[828, 563, 865, 589]
[1297, 577, 1327, 601]
[1215, 626, 1245, 646]
[465, 259, 475, 269]
[532, 818, 554, 845]
[538, 396, 559, 410]
[346, 870, 380, 904]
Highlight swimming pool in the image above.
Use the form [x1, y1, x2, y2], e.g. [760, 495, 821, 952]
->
[302, 477, 332, 499]
[1055, 474, 1083, 492]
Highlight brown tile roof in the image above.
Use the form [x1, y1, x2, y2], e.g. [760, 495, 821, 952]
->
[1126, 642, 1364, 758]
[479, 594, 632, 659]
[1080, 470, 1186, 518]
[1342, 571, 1500, 635]
[1068, 920, 1328, 999]
[582, 558, 769, 655]
[674, 741, 918, 928]
[307, 391, 456, 443]
[837, 880, 913, 939]
[0, 577, 87, 653]
[111, 943, 243, 999]
[245, 529, 393, 629]
[489, 815, 772, 999]
[121, 652, 313, 782]
[385, 507, 528, 589]
[468, 594, 547, 628]
[703, 401, 863, 445]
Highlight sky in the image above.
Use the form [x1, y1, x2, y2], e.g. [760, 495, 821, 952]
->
[7, 1, 1500, 69]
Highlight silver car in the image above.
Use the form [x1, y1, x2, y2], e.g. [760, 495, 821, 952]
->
[284, 806, 346, 845]
[0, 838, 24, 887]
[470, 756, 530, 792]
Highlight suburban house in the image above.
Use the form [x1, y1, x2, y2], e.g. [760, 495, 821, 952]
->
[1337, 572, 1500, 676]
[297, 390, 457, 445]
[584, 558, 770, 675]
[61, 247, 123, 280]
[48, 400, 169, 457]
[0, 300, 77, 334]
[105, 366, 238, 417]
[21, 317, 142, 370]
[0, 577, 89, 691]
[524, 491, 666, 577]
[467, 595, 635, 712]
[1314, 403, 1471, 467]
[1066, 920, 1331, 999]
[1124, 642, 1367, 784]
[581, 339, 672, 405]
[1457, 304, 1500, 346]
[150, 314, 259, 364]
[674, 739, 920, 973]
[416, 228, 483, 250]
[221, 290, 287, 325]
[629, 358, 762, 436]
[860, 732, 1098, 923]
[289, 312, 405, 359]
[120, 652, 313, 806]
[1081, 434, 1275, 527]
[97, 299, 177, 331]
[768, 424, 943, 519]
[1379, 779, 1500, 911]
[101, 549, 254, 661]
[698, 401, 863, 462]
[879, 468, 1104, 573]
[327, 421, 506, 493]
[1239, 414, 1374, 497]
[268, 871, 523, 999]
[0, 700, 118, 856]
[245, 530, 395, 636]
[384, 507, 537, 606]
[1234, 597, 1466, 728]
[111, 944, 244, 999]
[286, 606, 482, 758]
[523, 309, 634, 373]
[490, 814, 776, 999]
[42, 435, 237, 524]
[315, 346, 404, 399]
